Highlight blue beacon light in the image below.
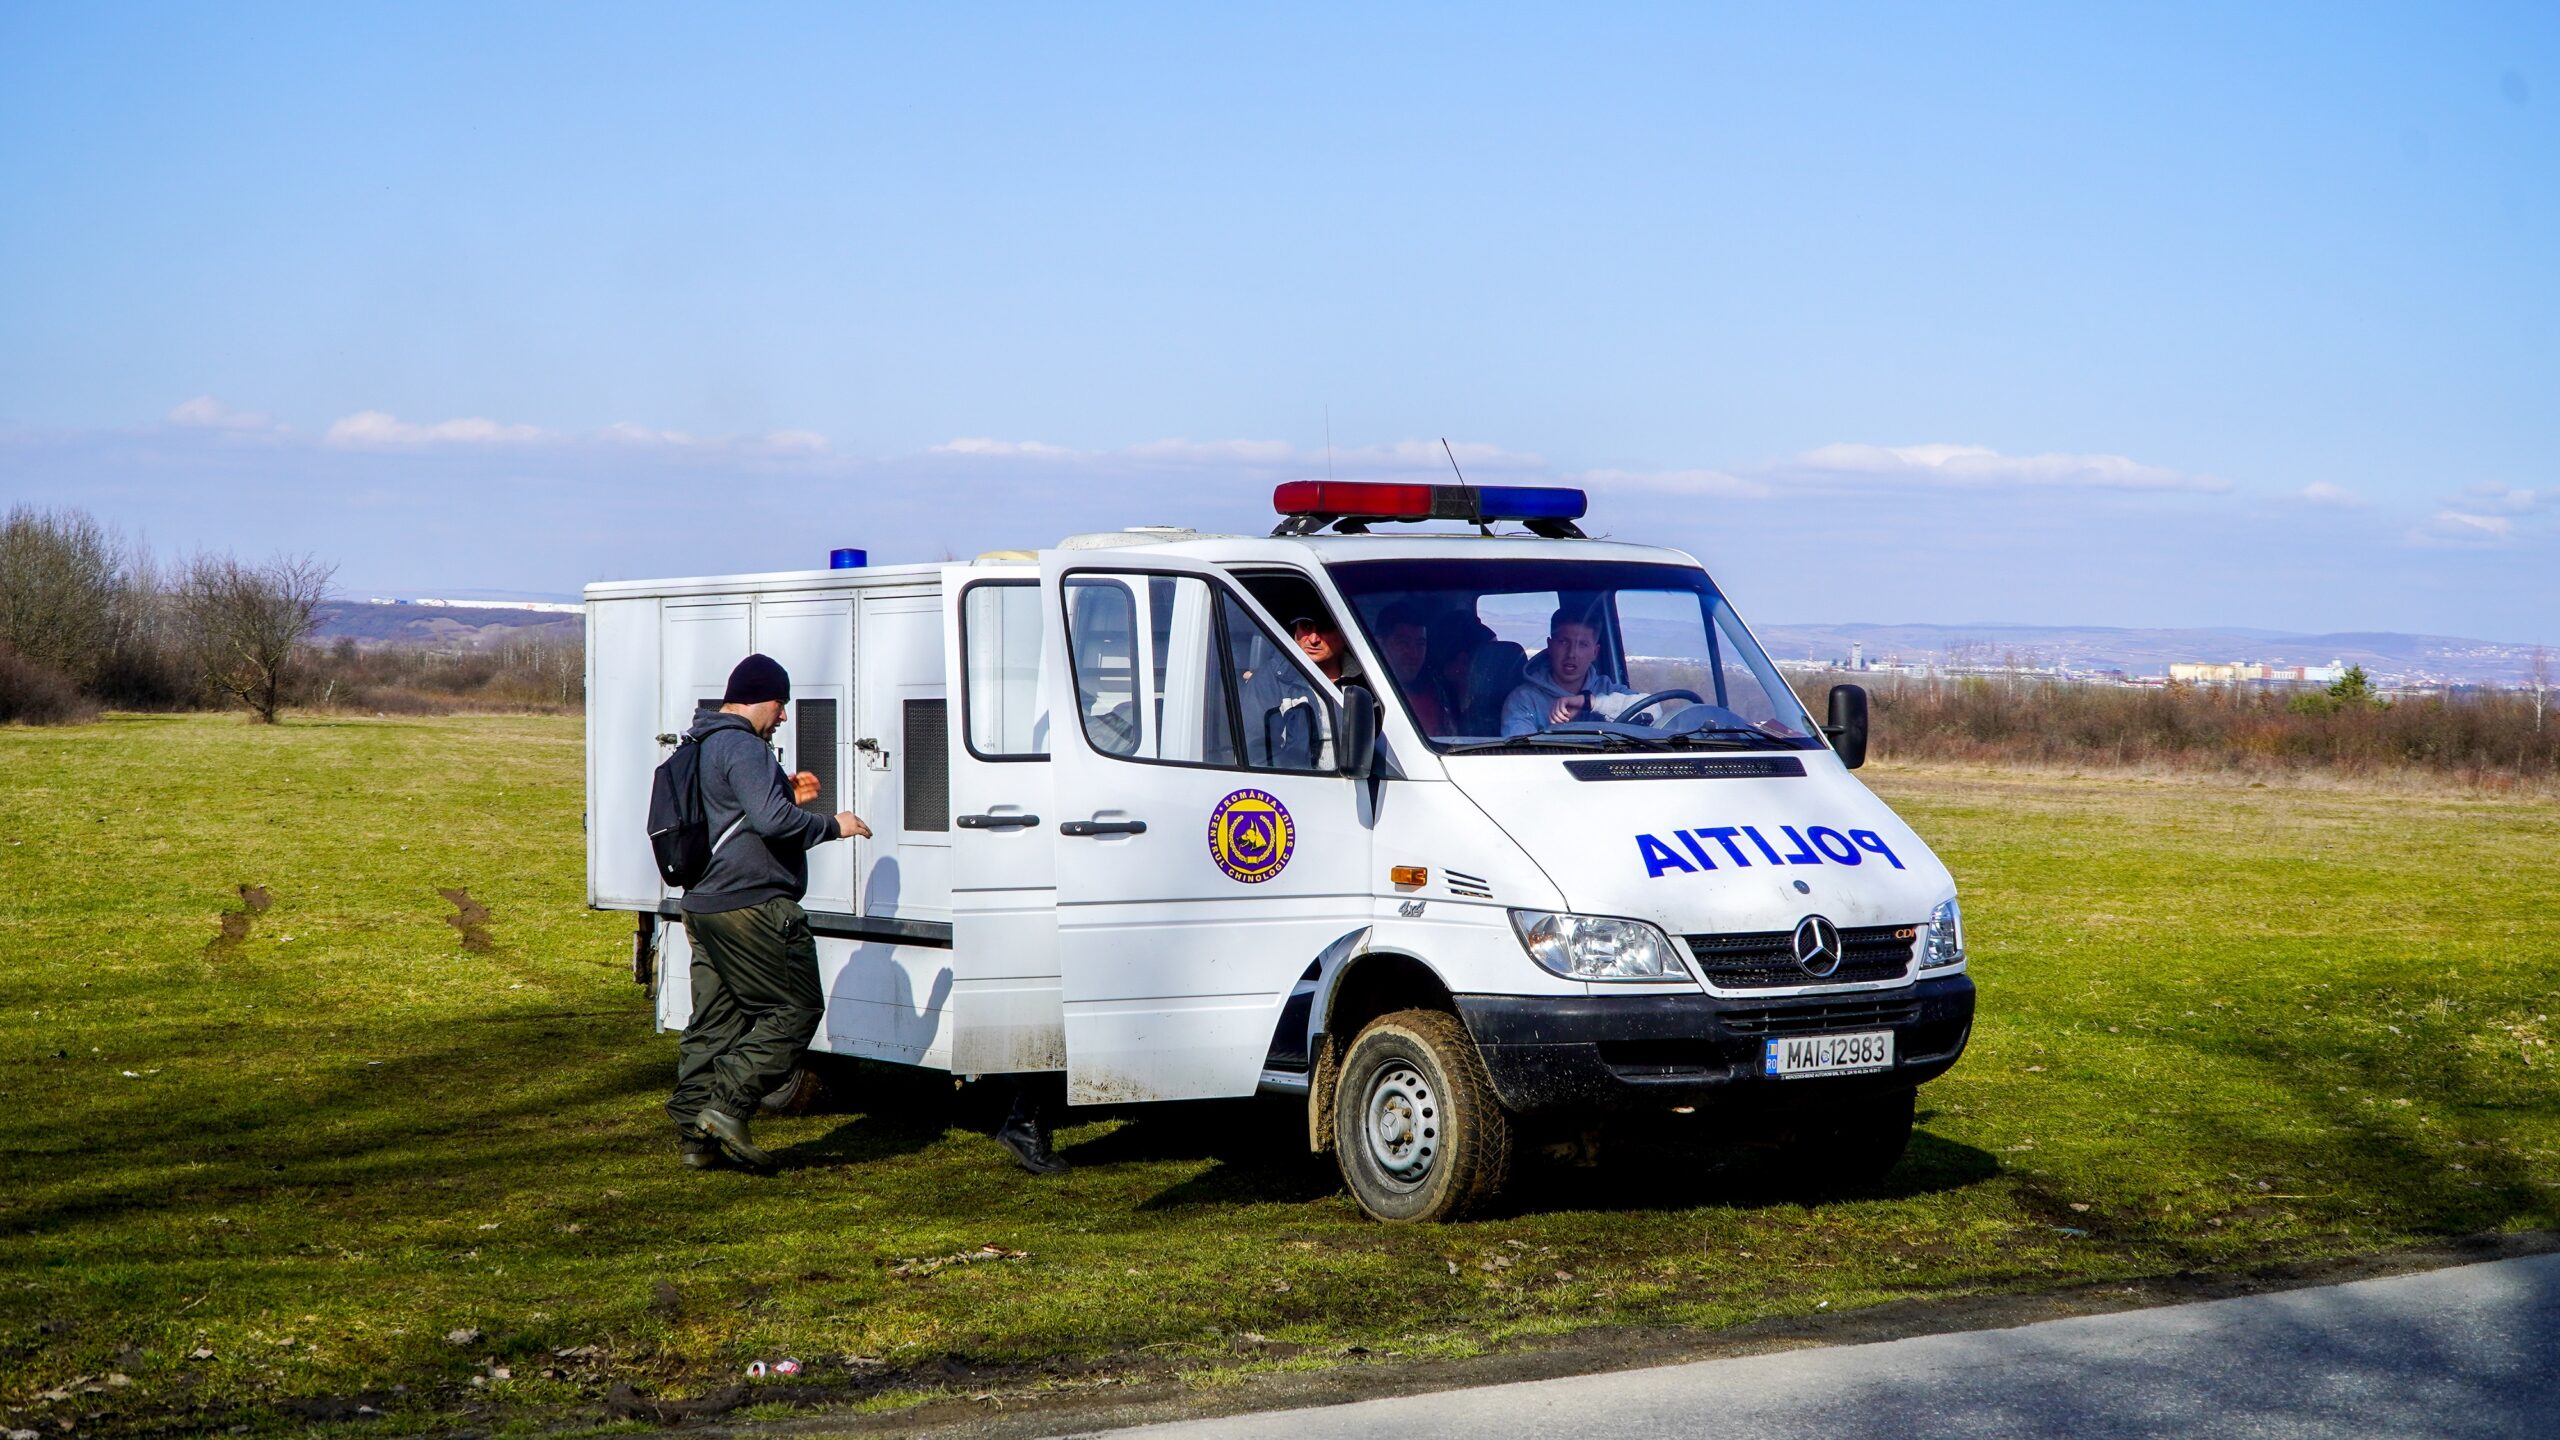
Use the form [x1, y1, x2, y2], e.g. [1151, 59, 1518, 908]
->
[1471, 485, 1587, 521]
[830, 548, 867, 570]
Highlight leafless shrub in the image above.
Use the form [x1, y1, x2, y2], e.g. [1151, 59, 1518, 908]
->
[294, 632, 585, 714]
[1795, 671, 2560, 783]
[178, 553, 337, 723]
[0, 641, 99, 725]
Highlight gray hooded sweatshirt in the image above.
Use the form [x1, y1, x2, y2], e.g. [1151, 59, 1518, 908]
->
[679, 710, 844, 915]
[1499, 648, 1643, 737]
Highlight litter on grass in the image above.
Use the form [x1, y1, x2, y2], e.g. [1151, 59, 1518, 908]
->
[890, 1244, 1030, 1277]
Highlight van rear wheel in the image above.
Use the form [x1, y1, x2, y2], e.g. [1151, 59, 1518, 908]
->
[1333, 1009, 1514, 1223]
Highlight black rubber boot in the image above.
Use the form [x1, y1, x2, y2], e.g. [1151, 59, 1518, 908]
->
[995, 1081, 1068, 1175]
[696, 1107, 775, 1171]
[678, 1127, 724, 1170]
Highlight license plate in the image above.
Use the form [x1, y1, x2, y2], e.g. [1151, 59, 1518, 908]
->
[1764, 1029, 1895, 1078]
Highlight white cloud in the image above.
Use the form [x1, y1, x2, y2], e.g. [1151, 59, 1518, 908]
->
[2296, 482, 2362, 507]
[923, 436, 1545, 479]
[600, 422, 829, 455]
[2411, 510, 2516, 548]
[1126, 438, 1298, 464]
[166, 396, 279, 431]
[1790, 442, 2231, 493]
[602, 422, 696, 446]
[2459, 483, 2544, 515]
[1573, 466, 1773, 499]
[326, 410, 550, 447]
[930, 437, 1076, 459]
[1353, 439, 1545, 472]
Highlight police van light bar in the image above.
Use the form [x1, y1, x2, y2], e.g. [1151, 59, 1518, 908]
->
[1270, 481, 1587, 537]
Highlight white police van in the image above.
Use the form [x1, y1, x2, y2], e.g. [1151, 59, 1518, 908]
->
[586, 481, 1973, 1221]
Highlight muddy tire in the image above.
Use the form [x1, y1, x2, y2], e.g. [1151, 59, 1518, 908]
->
[1791, 1087, 1915, 1191]
[1332, 1009, 1514, 1223]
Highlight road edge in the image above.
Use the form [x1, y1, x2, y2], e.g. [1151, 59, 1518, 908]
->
[717, 1228, 2560, 1440]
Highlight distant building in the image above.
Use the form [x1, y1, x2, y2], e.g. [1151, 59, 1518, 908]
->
[2169, 658, 2346, 686]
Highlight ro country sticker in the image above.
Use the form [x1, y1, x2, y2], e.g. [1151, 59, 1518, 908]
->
[1208, 788, 1294, 883]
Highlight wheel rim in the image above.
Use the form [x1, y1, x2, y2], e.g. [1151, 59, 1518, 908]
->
[1362, 1062, 1438, 1186]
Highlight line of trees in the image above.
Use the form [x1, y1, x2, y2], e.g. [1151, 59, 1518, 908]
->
[1795, 664, 2560, 787]
[0, 506, 332, 724]
[1, 505, 584, 725]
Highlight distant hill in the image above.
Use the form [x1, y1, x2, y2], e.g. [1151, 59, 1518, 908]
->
[314, 600, 580, 650]
[1754, 622, 2547, 686]
[316, 595, 2541, 687]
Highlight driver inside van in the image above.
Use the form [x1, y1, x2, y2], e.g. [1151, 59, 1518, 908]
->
[1501, 605, 1645, 736]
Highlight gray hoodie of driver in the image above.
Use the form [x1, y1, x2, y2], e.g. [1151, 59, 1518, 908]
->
[1499, 648, 1642, 737]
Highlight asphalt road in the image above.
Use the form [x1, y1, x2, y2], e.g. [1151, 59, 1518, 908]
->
[1095, 1252, 2560, 1440]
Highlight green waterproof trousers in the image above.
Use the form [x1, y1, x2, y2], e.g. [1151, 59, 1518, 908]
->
[667, 897, 823, 1129]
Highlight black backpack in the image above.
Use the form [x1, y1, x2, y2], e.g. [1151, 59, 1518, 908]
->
[647, 733, 715, 887]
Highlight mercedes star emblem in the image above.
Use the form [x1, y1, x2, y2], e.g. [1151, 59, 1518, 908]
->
[1792, 914, 1845, 978]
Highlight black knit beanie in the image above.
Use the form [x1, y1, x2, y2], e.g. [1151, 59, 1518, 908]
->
[722, 653, 791, 706]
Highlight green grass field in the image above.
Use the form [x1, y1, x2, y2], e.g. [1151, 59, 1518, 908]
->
[3, 714, 2556, 1436]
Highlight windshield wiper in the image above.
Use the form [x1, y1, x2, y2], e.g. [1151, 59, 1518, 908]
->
[1444, 731, 1667, 755]
[1663, 726, 1804, 751]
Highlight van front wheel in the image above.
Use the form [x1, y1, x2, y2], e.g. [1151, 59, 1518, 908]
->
[1333, 1009, 1514, 1223]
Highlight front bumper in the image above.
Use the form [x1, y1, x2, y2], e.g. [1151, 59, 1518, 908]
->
[1455, 973, 1974, 1113]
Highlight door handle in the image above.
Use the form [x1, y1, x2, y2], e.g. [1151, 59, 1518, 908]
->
[1058, 819, 1148, 837]
[957, 813, 1042, 830]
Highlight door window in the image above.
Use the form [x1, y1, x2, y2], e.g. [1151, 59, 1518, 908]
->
[1061, 572, 1333, 773]
[1221, 593, 1329, 771]
[961, 583, 1049, 758]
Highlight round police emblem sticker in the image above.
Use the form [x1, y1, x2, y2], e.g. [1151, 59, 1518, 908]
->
[1208, 789, 1295, 883]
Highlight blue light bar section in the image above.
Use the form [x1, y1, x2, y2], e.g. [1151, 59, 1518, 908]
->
[830, 548, 867, 569]
[1469, 486, 1587, 521]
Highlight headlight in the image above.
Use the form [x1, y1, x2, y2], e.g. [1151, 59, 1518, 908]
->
[1509, 910, 1688, 982]
[1921, 897, 1965, 969]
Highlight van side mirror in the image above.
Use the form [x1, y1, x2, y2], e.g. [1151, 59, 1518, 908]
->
[1824, 684, 1870, 770]
[1337, 687, 1380, 777]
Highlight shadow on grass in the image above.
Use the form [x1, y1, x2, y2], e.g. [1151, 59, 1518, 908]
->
[771, 1059, 977, 1169]
[1065, 1099, 2006, 1218]
[1076, 1100, 1343, 1210]
[1494, 1116, 2004, 1219]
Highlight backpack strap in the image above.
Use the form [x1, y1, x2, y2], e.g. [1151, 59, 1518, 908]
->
[696, 725, 751, 858]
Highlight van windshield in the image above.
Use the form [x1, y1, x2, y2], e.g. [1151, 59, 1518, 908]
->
[1323, 558, 1820, 753]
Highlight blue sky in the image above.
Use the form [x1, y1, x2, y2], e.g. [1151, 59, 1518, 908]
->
[1, 4, 2552, 638]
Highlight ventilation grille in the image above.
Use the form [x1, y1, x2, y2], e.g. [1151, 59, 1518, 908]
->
[903, 698, 950, 832]
[794, 698, 838, 814]
[1721, 998, 1921, 1037]
[1684, 923, 1917, 989]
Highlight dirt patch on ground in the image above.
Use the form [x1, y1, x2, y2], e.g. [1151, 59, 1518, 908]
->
[203, 884, 270, 956]
[438, 886, 493, 951]
[703, 1229, 2560, 1439]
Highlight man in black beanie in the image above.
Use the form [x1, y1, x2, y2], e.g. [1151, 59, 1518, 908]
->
[667, 653, 869, 1170]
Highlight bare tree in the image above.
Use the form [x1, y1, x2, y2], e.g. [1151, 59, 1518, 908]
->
[179, 553, 336, 723]
[0, 506, 122, 684]
[2532, 644, 2552, 734]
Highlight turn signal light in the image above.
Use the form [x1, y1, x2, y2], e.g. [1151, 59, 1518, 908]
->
[1390, 865, 1428, 887]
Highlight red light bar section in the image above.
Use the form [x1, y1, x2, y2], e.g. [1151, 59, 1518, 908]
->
[1272, 480, 1437, 518]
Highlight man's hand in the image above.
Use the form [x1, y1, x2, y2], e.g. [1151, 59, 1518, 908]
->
[792, 771, 821, 805]
[1547, 693, 1589, 725]
[835, 811, 872, 840]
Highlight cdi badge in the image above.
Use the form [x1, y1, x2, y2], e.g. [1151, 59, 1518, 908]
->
[1208, 788, 1294, 883]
